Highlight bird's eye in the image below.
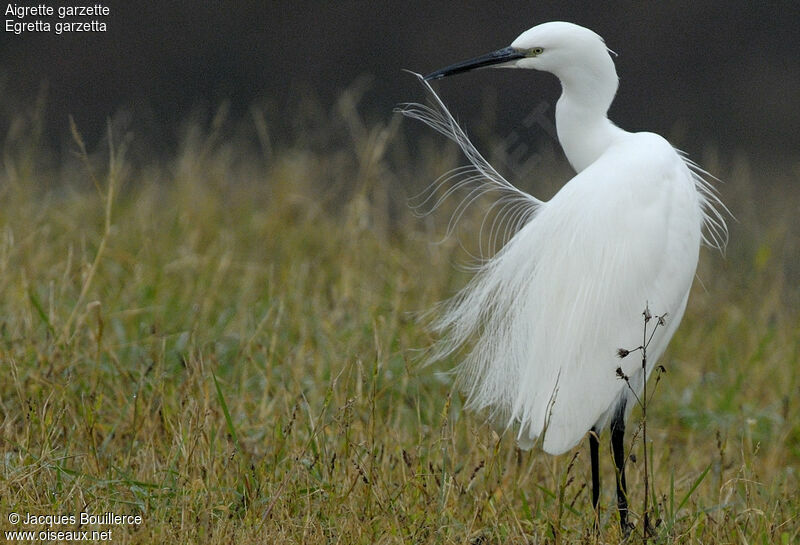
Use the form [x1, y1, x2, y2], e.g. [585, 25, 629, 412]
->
[530, 47, 544, 56]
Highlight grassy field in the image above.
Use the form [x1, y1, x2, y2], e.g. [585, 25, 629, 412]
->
[0, 98, 798, 544]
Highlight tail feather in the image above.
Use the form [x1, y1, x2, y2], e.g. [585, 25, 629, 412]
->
[677, 151, 731, 253]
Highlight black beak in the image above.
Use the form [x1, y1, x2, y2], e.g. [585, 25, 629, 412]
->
[424, 46, 525, 81]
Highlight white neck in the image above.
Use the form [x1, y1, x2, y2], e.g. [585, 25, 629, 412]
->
[554, 64, 626, 172]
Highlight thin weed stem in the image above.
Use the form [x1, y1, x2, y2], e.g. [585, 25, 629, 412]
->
[58, 121, 122, 346]
[617, 304, 668, 542]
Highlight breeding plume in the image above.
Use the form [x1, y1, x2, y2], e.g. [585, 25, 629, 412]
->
[399, 21, 727, 531]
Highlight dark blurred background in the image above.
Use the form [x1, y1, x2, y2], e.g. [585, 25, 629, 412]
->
[1, 0, 799, 166]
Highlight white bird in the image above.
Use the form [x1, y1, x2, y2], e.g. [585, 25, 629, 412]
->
[400, 21, 727, 532]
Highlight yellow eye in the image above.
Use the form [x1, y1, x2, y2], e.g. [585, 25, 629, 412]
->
[530, 47, 544, 56]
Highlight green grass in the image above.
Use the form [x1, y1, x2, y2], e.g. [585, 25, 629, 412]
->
[0, 98, 798, 544]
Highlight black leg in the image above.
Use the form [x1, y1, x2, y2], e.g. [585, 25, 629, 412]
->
[611, 405, 631, 536]
[589, 428, 600, 510]
[589, 428, 600, 529]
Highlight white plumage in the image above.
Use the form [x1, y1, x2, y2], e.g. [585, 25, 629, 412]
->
[400, 22, 728, 457]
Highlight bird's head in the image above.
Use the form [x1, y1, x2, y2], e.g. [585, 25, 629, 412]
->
[425, 21, 615, 84]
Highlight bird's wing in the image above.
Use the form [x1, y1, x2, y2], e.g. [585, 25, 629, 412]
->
[429, 133, 705, 455]
[396, 73, 544, 256]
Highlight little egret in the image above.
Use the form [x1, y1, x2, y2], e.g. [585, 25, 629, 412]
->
[400, 21, 727, 531]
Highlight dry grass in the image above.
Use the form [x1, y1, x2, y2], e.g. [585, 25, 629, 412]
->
[0, 94, 798, 544]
